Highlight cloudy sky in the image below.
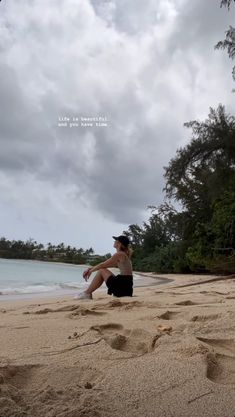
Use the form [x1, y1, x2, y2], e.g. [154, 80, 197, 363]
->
[0, 0, 234, 254]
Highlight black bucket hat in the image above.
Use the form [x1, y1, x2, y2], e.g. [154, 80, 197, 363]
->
[112, 235, 130, 248]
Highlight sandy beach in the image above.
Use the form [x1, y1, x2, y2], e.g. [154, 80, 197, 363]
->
[0, 273, 235, 417]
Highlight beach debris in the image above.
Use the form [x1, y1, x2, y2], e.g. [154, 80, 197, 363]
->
[44, 338, 103, 355]
[68, 308, 106, 318]
[157, 325, 172, 334]
[190, 314, 220, 322]
[67, 332, 78, 340]
[84, 382, 93, 389]
[22, 304, 106, 317]
[188, 390, 214, 404]
[35, 308, 53, 314]
[175, 300, 196, 306]
[157, 311, 178, 320]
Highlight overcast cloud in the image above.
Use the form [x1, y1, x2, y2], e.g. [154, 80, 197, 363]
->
[0, 0, 234, 253]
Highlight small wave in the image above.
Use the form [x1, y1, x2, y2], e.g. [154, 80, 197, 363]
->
[133, 274, 143, 280]
[0, 284, 60, 295]
[0, 281, 86, 295]
[58, 283, 81, 290]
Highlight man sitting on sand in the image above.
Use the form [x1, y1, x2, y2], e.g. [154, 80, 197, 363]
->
[74, 235, 133, 300]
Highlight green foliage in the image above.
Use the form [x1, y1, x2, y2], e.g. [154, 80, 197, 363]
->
[164, 105, 235, 213]
[216, 1, 235, 87]
[89, 253, 111, 266]
[220, 0, 235, 9]
[142, 214, 169, 256]
[215, 26, 235, 85]
[143, 242, 188, 273]
[0, 237, 95, 265]
[125, 105, 235, 274]
[211, 191, 235, 249]
[184, 191, 235, 273]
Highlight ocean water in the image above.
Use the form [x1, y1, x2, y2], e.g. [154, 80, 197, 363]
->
[0, 258, 143, 299]
[0, 258, 89, 297]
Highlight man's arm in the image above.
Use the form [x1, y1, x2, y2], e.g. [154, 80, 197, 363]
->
[89, 253, 120, 273]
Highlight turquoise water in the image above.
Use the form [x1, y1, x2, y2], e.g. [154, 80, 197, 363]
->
[0, 258, 145, 299]
[0, 258, 92, 297]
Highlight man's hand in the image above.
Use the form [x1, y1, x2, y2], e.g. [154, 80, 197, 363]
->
[83, 268, 92, 281]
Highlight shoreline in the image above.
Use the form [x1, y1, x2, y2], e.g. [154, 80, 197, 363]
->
[0, 258, 174, 301]
[0, 272, 233, 305]
[0, 271, 173, 302]
[1, 258, 231, 302]
[1, 269, 232, 303]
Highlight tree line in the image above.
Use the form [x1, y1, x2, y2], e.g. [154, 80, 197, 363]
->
[124, 105, 235, 274]
[0, 237, 111, 265]
[123, 1, 235, 274]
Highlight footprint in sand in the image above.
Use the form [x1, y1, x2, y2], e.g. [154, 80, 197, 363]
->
[0, 364, 41, 386]
[67, 307, 106, 318]
[190, 314, 221, 322]
[196, 337, 235, 357]
[24, 305, 79, 314]
[200, 290, 229, 296]
[206, 352, 235, 385]
[0, 364, 102, 417]
[90, 323, 161, 355]
[25, 305, 106, 317]
[175, 300, 197, 306]
[174, 300, 221, 307]
[195, 337, 235, 385]
[92, 300, 143, 311]
[157, 311, 179, 320]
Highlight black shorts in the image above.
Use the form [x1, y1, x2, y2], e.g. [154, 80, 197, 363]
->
[106, 274, 133, 297]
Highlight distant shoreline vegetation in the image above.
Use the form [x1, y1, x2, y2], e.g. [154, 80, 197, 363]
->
[0, 238, 111, 267]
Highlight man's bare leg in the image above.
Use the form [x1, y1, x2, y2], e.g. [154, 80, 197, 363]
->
[85, 269, 114, 295]
[85, 271, 103, 294]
